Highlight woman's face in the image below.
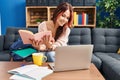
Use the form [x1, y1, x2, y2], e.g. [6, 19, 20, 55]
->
[56, 9, 70, 26]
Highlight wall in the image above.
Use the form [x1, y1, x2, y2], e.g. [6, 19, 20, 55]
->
[0, 0, 119, 34]
[0, 13, 1, 35]
[0, 0, 26, 34]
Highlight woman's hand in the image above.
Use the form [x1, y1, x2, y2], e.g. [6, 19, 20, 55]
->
[29, 39, 46, 51]
[42, 35, 55, 50]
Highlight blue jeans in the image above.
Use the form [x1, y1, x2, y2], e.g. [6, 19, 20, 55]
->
[44, 51, 55, 62]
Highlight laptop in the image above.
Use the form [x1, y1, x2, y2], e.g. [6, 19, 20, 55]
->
[49, 45, 93, 72]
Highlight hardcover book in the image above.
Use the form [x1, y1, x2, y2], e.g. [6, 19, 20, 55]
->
[78, 14, 82, 25]
[18, 30, 52, 44]
[73, 12, 78, 26]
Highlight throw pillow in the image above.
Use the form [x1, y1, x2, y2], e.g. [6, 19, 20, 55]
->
[117, 48, 120, 54]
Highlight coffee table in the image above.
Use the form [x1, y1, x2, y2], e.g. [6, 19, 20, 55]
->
[0, 62, 105, 80]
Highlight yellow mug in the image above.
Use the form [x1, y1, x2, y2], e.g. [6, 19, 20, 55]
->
[32, 53, 47, 66]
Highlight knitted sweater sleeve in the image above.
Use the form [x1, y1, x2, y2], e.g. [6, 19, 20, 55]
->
[53, 27, 70, 47]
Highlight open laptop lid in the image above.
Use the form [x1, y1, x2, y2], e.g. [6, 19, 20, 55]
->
[54, 45, 93, 72]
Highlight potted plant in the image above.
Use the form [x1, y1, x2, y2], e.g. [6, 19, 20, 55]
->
[96, 0, 120, 28]
[36, 18, 42, 24]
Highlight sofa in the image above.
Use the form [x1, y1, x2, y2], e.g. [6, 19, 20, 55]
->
[0, 27, 120, 80]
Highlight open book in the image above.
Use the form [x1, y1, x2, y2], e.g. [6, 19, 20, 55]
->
[8, 64, 53, 80]
[19, 30, 52, 44]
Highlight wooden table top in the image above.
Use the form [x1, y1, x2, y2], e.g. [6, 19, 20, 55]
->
[0, 61, 105, 80]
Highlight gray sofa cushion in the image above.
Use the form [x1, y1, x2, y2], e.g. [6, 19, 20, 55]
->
[0, 50, 11, 61]
[4, 27, 22, 50]
[91, 54, 102, 70]
[92, 28, 120, 53]
[106, 53, 120, 61]
[4, 35, 18, 50]
[4, 27, 91, 50]
[68, 28, 91, 45]
[95, 52, 120, 80]
[4, 27, 38, 50]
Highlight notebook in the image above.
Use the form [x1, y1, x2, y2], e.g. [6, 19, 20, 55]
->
[49, 45, 93, 72]
[8, 64, 53, 80]
[12, 48, 37, 58]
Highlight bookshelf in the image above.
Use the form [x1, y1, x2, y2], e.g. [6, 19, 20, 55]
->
[26, 6, 96, 28]
[73, 6, 96, 28]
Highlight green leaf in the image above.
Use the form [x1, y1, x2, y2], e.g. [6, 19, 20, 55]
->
[96, 0, 120, 28]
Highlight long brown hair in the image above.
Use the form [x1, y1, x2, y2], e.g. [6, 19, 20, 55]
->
[51, 2, 73, 41]
[52, 2, 73, 28]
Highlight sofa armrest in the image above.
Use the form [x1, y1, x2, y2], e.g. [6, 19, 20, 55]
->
[0, 35, 4, 51]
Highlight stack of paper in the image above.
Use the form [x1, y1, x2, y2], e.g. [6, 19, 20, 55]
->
[8, 64, 53, 80]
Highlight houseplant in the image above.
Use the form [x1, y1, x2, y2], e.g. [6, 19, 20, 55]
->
[36, 18, 42, 24]
[96, 0, 120, 28]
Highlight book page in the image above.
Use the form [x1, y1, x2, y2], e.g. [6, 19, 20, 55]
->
[10, 74, 33, 80]
[19, 30, 53, 44]
[19, 30, 34, 44]
[23, 67, 53, 80]
[8, 64, 53, 80]
[8, 64, 40, 74]
[34, 31, 52, 41]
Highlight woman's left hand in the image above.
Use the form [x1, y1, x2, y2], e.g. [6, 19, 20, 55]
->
[42, 35, 55, 50]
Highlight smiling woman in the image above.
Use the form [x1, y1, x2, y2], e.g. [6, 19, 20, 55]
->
[29, 2, 74, 62]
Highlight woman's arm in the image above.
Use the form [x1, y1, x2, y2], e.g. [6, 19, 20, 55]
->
[31, 21, 48, 51]
[51, 27, 71, 50]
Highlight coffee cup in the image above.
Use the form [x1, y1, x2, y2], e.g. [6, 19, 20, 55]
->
[32, 53, 47, 66]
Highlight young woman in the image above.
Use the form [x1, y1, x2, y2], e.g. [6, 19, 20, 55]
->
[31, 2, 74, 62]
